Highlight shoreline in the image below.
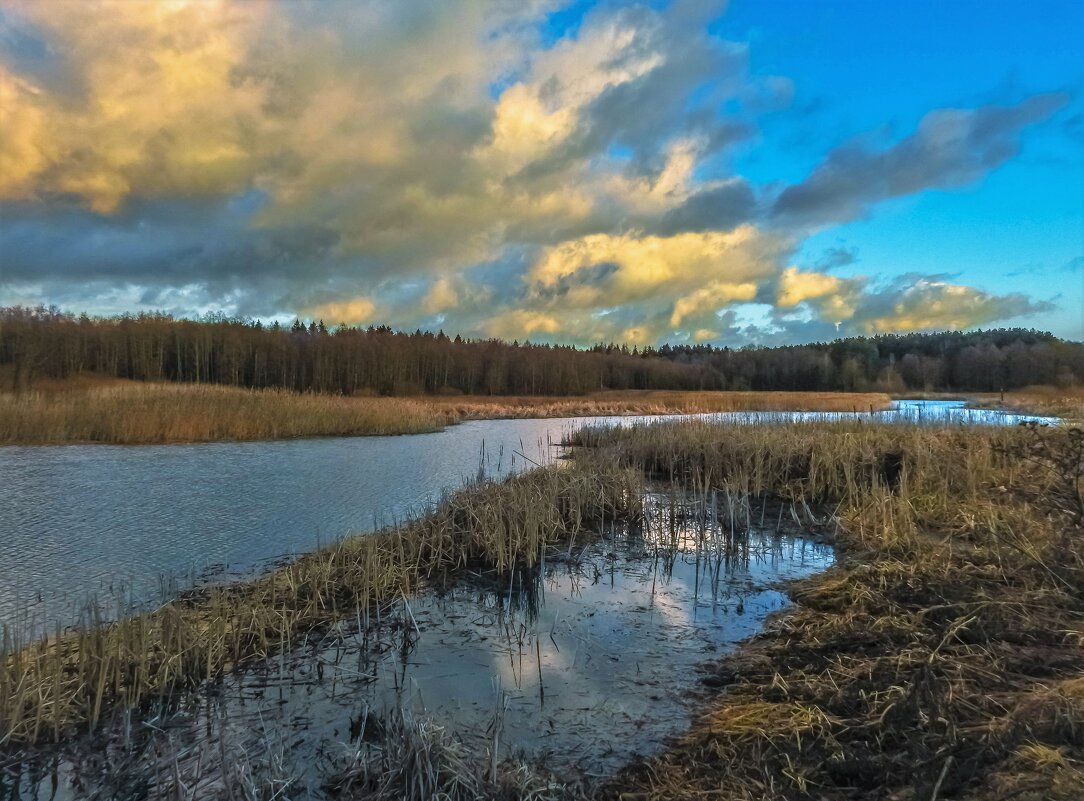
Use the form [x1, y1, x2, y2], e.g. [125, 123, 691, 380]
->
[0, 383, 892, 446]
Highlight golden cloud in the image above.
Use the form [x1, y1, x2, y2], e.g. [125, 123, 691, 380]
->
[306, 297, 376, 325]
[777, 267, 860, 321]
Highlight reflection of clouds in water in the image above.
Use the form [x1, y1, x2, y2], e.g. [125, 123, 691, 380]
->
[7, 518, 833, 797]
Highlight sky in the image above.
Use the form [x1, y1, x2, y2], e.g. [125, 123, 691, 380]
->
[0, 0, 1081, 346]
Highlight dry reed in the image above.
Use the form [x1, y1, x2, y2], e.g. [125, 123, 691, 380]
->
[428, 389, 891, 420]
[589, 418, 1084, 801]
[0, 382, 458, 444]
[0, 462, 642, 746]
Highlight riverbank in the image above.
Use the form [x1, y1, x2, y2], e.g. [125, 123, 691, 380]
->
[429, 389, 890, 420]
[895, 385, 1084, 422]
[0, 379, 891, 445]
[968, 385, 1084, 422]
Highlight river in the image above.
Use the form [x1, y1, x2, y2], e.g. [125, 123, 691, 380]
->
[0, 400, 1056, 638]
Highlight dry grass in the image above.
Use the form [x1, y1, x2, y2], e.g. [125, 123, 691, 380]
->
[582, 419, 1084, 801]
[0, 382, 891, 445]
[5, 407, 1080, 800]
[427, 389, 891, 420]
[0, 381, 459, 444]
[0, 461, 641, 746]
[969, 385, 1084, 422]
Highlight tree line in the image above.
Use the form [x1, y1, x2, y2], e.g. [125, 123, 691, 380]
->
[643, 329, 1084, 393]
[1, 306, 1081, 395]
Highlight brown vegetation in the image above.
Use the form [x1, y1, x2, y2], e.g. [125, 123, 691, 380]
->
[427, 389, 891, 419]
[4, 415, 1082, 800]
[578, 419, 1084, 801]
[0, 462, 641, 745]
[968, 384, 1084, 421]
[0, 381, 457, 444]
[0, 379, 890, 445]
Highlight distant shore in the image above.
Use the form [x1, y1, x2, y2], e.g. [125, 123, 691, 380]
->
[0, 378, 892, 445]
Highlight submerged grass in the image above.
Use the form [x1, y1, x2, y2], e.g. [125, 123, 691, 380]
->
[581, 419, 1084, 800]
[0, 462, 642, 746]
[0, 381, 458, 444]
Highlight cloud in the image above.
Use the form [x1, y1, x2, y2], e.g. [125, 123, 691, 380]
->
[0, 2, 1067, 347]
[772, 93, 1069, 226]
[306, 297, 377, 326]
[851, 277, 1054, 334]
[484, 309, 560, 339]
[776, 267, 862, 322]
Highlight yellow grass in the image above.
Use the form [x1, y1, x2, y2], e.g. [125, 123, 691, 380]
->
[0, 462, 642, 744]
[0, 382, 458, 444]
[591, 418, 1084, 801]
[970, 384, 1084, 421]
[0, 382, 891, 445]
[426, 389, 891, 419]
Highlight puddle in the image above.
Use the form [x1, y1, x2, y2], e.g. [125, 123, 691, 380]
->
[2, 494, 834, 799]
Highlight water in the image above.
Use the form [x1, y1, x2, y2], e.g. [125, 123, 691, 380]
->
[2, 497, 835, 798]
[0, 400, 1056, 636]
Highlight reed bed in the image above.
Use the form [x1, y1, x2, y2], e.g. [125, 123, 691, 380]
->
[0, 382, 458, 444]
[589, 419, 1084, 800]
[428, 389, 891, 420]
[0, 462, 642, 746]
[969, 384, 1084, 422]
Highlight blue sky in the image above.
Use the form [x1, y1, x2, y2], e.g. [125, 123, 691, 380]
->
[1, 0, 1080, 343]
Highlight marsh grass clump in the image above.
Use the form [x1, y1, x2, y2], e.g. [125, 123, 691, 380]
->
[327, 708, 572, 801]
[596, 419, 1084, 801]
[0, 461, 642, 746]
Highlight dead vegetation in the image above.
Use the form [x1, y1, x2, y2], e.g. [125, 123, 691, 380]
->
[969, 384, 1084, 422]
[581, 419, 1084, 801]
[0, 381, 457, 444]
[4, 415, 1081, 800]
[0, 381, 891, 445]
[428, 390, 891, 420]
[0, 463, 642, 745]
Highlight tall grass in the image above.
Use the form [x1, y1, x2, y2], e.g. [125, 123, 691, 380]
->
[0, 383, 892, 445]
[592, 418, 1084, 800]
[0, 382, 458, 444]
[0, 462, 641, 745]
[428, 389, 891, 420]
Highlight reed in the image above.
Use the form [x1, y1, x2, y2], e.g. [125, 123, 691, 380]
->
[427, 389, 891, 420]
[592, 419, 1084, 800]
[0, 462, 642, 746]
[969, 384, 1084, 422]
[0, 382, 458, 444]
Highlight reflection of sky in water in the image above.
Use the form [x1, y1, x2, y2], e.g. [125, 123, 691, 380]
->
[0, 399, 1052, 636]
[3, 515, 833, 798]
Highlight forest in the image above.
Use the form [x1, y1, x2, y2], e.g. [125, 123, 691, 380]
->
[1, 305, 1081, 395]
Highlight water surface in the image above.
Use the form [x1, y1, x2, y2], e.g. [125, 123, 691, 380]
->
[3, 499, 834, 798]
[0, 400, 1055, 635]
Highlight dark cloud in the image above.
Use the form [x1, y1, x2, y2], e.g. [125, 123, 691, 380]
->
[771, 93, 1069, 226]
[654, 180, 756, 235]
[0, 196, 340, 288]
[814, 246, 858, 271]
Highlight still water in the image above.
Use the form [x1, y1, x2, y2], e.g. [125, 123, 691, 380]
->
[0, 400, 1056, 636]
[5, 497, 834, 798]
